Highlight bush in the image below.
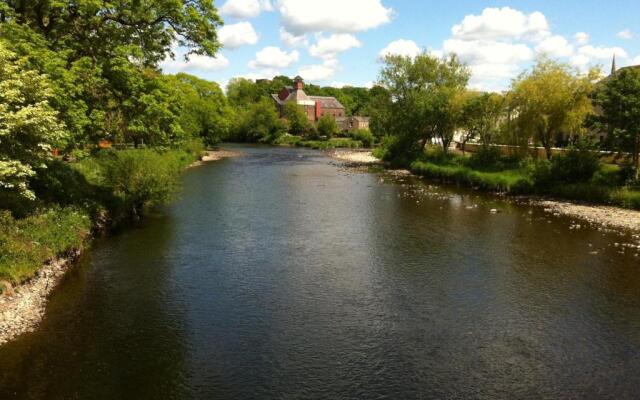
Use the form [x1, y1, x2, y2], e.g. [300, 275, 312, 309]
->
[349, 129, 375, 148]
[95, 149, 184, 220]
[317, 115, 338, 138]
[272, 134, 303, 146]
[550, 149, 600, 183]
[610, 189, 640, 209]
[0, 208, 91, 283]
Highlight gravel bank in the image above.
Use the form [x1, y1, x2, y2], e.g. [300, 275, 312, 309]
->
[190, 148, 241, 168]
[328, 149, 381, 165]
[535, 200, 640, 232]
[0, 251, 79, 346]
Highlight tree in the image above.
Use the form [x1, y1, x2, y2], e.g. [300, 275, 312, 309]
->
[592, 67, 640, 180]
[0, 41, 67, 201]
[234, 99, 285, 143]
[283, 102, 311, 136]
[461, 92, 505, 152]
[377, 53, 470, 159]
[167, 73, 234, 145]
[0, 0, 222, 65]
[317, 115, 338, 138]
[510, 59, 597, 159]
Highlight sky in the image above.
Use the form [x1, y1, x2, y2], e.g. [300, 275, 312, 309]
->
[160, 0, 640, 92]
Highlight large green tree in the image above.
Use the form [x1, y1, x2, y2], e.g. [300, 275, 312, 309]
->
[377, 53, 470, 159]
[592, 67, 640, 179]
[461, 92, 505, 151]
[510, 59, 597, 159]
[0, 41, 67, 201]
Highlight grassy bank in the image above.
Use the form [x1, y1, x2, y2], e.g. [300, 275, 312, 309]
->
[273, 135, 365, 149]
[0, 145, 202, 285]
[405, 147, 640, 210]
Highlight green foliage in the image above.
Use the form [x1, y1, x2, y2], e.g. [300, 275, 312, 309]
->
[283, 102, 312, 136]
[592, 67, 640, 178]
[510, 58, 598, 159]
[232, 98, 286, 143]
[377, 53, 470, 159]
[0, 208, 91, 283]
[273, 134, 303, 146]
[349, 129, 375, 148]
[317, 115, 338, 138]
[410, 160, 533, 193]
[550, 149, 600, 183]
[0, 40, 67, 202]
[461, 92, 505, 148]
[166, 73, 234, 145]
[297, 138, 362, 150]
[88, 149, 188, 220]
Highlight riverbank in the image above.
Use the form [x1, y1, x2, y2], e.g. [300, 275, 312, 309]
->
[0, 253, 80, 345]
[190, 148, 241, 167]
[333, 150, 640, 233]
[0, 147, 230, 347]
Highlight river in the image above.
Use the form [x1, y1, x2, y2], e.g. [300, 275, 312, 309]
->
[1, 145, 640, 399]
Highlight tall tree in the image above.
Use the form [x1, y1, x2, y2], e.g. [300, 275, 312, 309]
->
[0, 41, 67, 201]
[592, 67, 640, 179]
[461, 92, 505, 151]
[510, 59, 597, 159]
[377, 53, 470, 159]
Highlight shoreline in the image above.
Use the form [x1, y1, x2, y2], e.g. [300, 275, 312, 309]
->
[330, 149, 640, 233]
[0, 149, 237, 347]
[0, 251, 80, 346]
[189, 148, 241, 168]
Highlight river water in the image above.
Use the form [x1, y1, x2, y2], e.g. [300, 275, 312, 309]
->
[1, 146, 640, 399]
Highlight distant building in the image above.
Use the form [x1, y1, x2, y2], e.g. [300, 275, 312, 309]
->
[348, 116, 370, 132]
[271, 76, 347, 130]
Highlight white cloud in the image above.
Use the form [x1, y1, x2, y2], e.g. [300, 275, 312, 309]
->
[219, 22, 259, 49]
[378, 39, 421, 59]
[277, 0, 393, 35]
[578, 45, 627, 60]
[535, 35, 573, 58]
[220, 0, 272, 19]
[160, 45, 230, 72]
[443, 39, 533, 65]
[632, 56, 640, 65]
[451, 7, 550, 42]
[298, 59, 339, 82]
[280, 27, 308, 48]
[249, 46, 299, 70]
[617, 29, 633, 40]
[574, 32, 589, 45]
[309, 34, 362, 60]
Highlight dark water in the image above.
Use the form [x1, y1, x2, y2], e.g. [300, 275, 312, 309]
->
[2, 146, 640, 399]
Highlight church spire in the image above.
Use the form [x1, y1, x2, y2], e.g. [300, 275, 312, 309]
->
[611, 54, 617, 75]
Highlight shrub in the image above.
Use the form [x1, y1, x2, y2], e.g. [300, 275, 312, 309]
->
[89, 149, 186, 220]
[349, 129, 375, 148]
[317, 115, 338, 138]
[610, 189, 640, 210]
[550, 149, 600, 183]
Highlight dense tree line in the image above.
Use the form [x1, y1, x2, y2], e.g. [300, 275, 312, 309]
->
[0, 0, 230, 208]
[370, 52, 640, 180]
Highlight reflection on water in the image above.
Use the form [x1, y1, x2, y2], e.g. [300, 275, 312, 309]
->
[1, 145, 640, 399]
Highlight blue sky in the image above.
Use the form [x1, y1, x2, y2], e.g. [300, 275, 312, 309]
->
[161, 0, 640, 91]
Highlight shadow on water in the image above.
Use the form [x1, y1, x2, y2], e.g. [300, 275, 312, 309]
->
[0, 215, 193, 399]
[1, 145, 640, 399]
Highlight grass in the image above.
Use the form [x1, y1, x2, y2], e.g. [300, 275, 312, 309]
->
[405, 147, 640, 209]
[410, 160, 533, 193]
[0, 208, 91, 283]
[273, 135, 363, 149]
[1, 144, 202, 285]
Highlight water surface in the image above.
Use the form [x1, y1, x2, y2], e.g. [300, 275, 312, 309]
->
[1, 146, 640, 399]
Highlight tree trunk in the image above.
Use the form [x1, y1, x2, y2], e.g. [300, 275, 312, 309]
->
[635, 134, 640, 181]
